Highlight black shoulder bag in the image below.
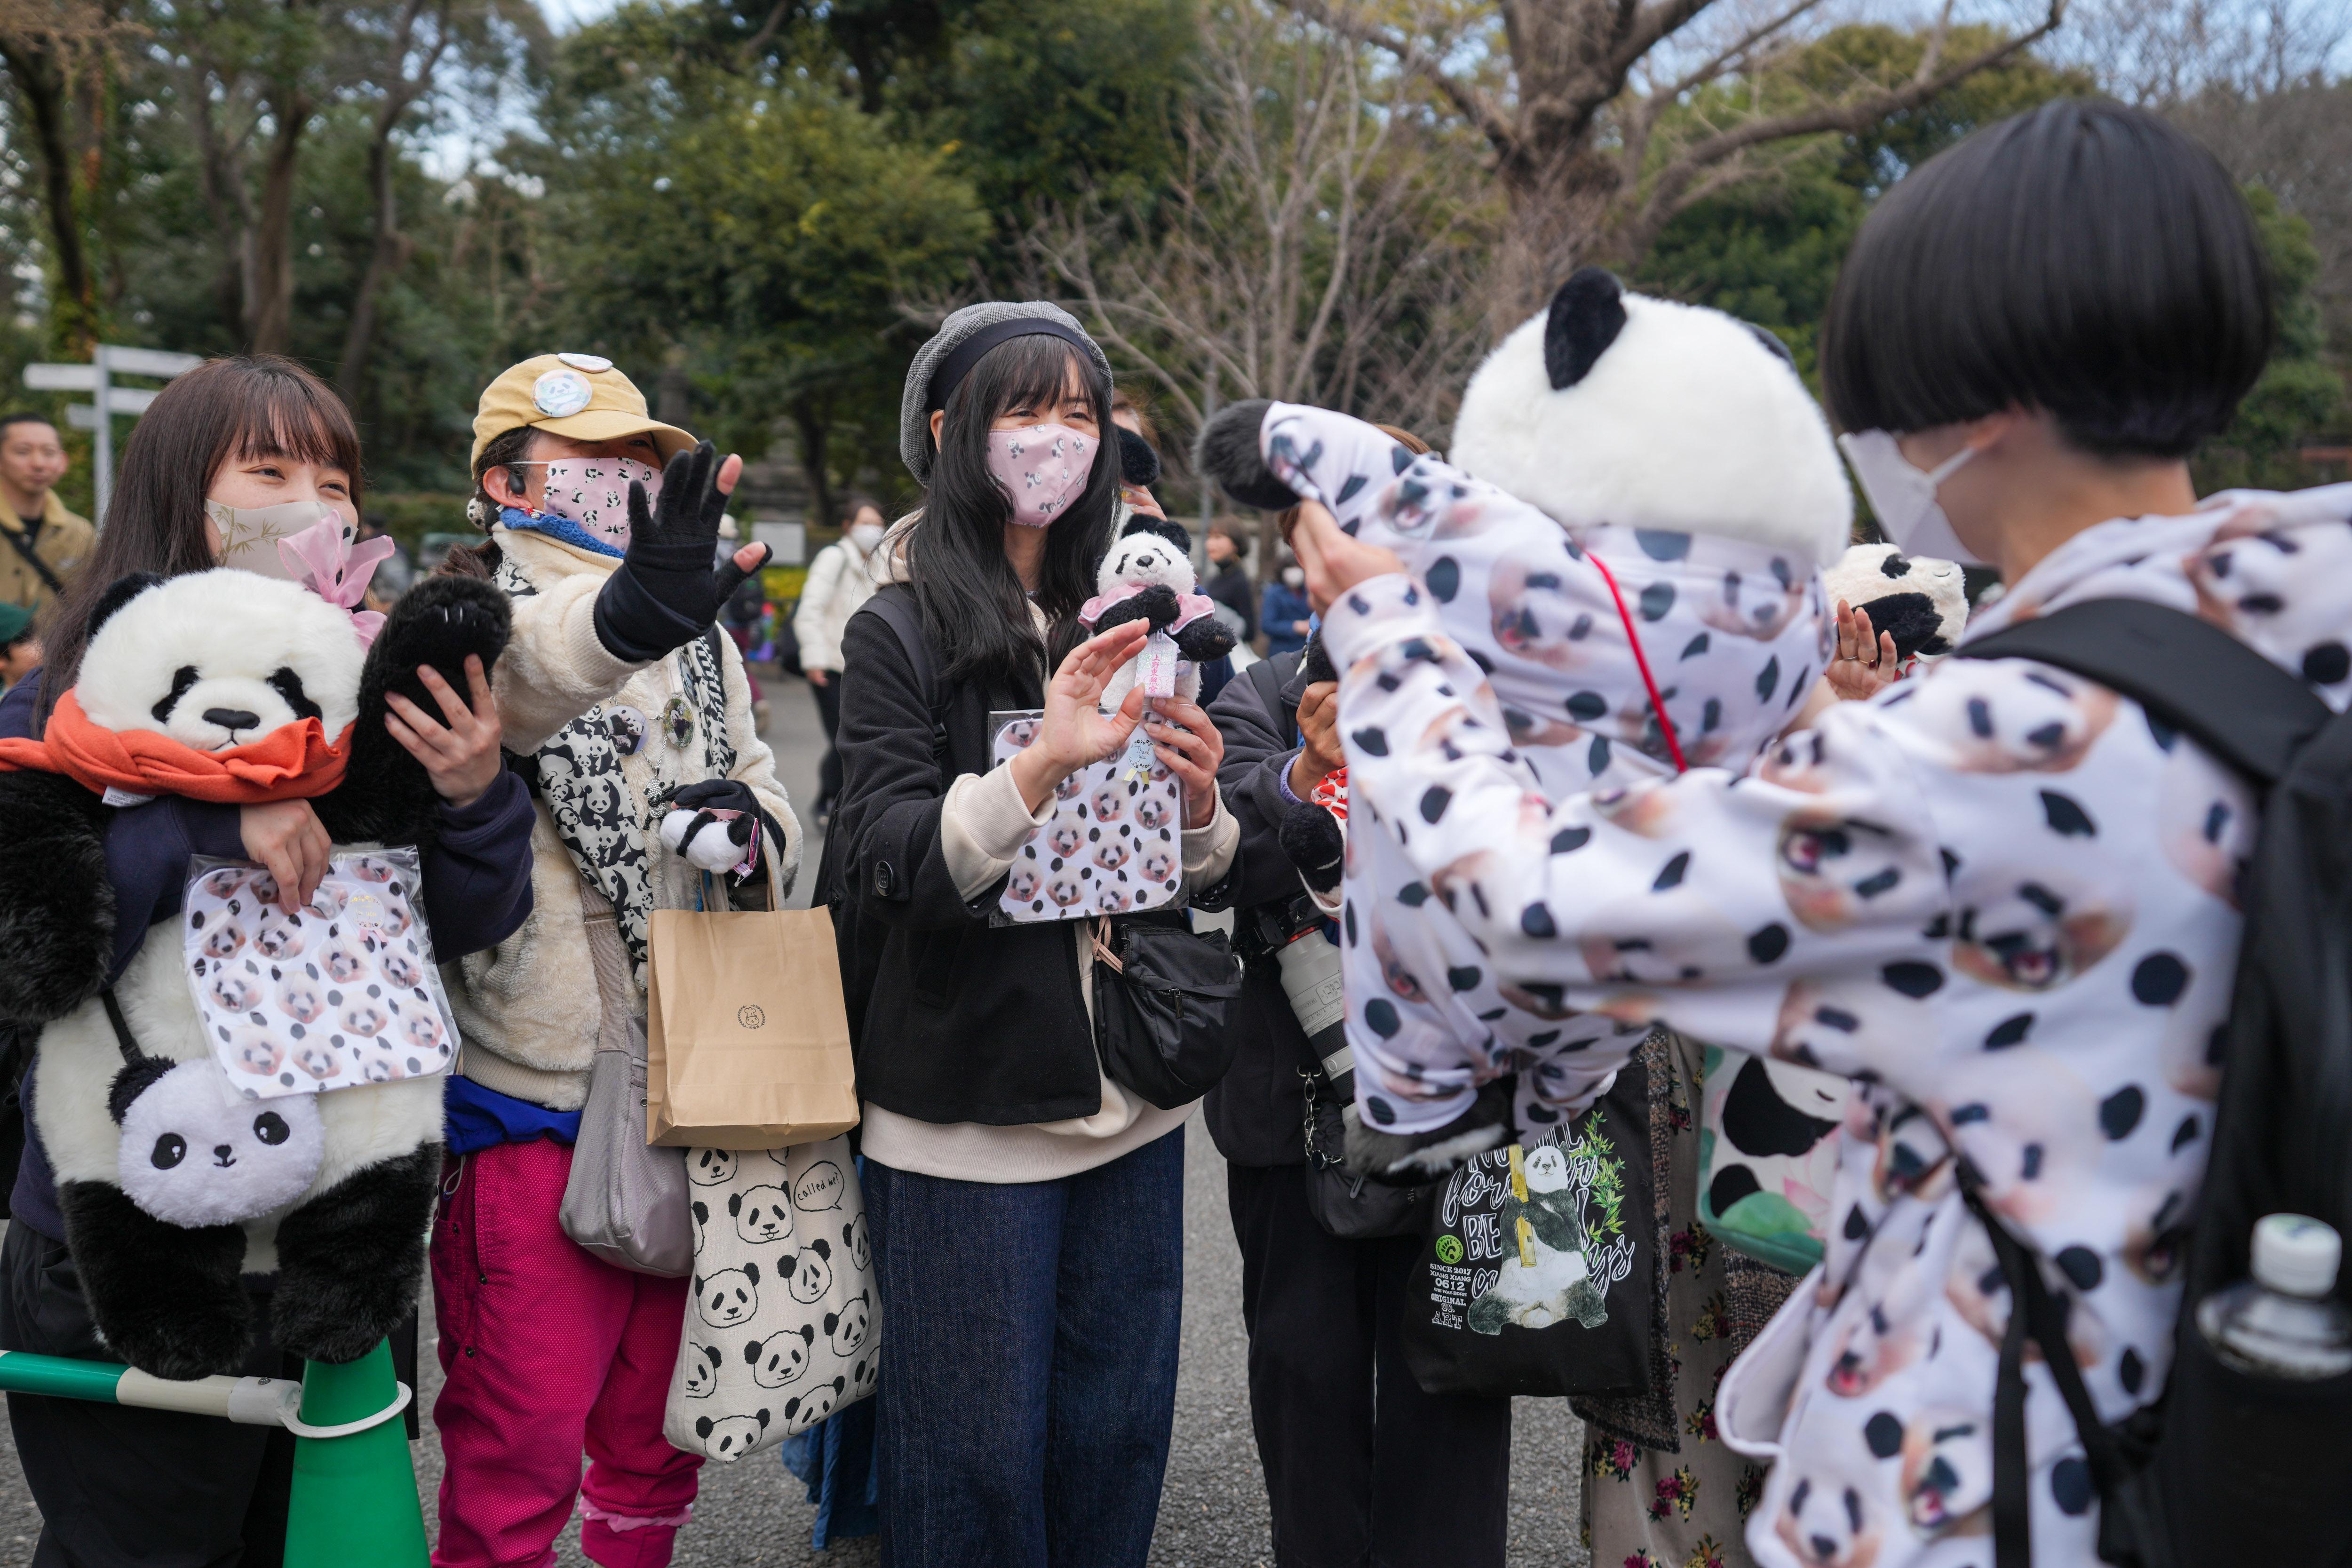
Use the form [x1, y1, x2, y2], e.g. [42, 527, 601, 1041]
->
[1957, 597, 2352, 1568]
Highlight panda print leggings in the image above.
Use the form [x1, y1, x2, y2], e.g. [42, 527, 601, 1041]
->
[430, 1138, 702, 1568]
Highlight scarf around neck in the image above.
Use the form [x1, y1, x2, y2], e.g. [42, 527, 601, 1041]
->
[500, 504, 624, 561]
[0, 689, 351, 804]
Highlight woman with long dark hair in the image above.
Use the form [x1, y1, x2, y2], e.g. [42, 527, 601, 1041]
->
[0, 355, 536, 1567]
[828, 303, 1239, 1566]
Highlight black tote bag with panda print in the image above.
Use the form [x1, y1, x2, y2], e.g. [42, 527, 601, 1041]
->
[1401, 1059, 1654, 1398]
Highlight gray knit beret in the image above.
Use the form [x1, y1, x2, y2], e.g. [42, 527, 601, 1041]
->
[900, 301, 1113, 486]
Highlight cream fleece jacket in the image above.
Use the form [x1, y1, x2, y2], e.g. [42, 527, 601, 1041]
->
[450, 525, 802, 1110]
[858, 733, 1239, 1182]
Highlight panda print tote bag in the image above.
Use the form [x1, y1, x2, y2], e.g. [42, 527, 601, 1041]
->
[663, 1136, 879, 1463]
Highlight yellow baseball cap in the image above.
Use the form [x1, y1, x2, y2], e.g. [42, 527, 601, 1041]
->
[469, 353, 695, 467]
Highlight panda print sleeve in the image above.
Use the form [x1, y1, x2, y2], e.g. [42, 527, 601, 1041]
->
[1319, 571, 1955, 1125]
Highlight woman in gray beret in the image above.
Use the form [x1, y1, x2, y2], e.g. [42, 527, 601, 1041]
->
[825, 302, 1240, 1566]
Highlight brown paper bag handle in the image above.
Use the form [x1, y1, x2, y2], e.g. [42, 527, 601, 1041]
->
[1090, 915, 1123, 975]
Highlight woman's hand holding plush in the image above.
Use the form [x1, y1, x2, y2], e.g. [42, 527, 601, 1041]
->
[384, 653, 505, 809]
[1010, 621, 1151, 814]
[1143, 694, 1226, 829]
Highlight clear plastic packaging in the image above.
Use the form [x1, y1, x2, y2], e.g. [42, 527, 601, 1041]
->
[2196, 1213, 2352, 1380]
[183, 850, 461, 1098]
[989, 709, 1185, 924]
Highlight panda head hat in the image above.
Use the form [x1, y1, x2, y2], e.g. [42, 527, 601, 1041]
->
[1452, 268, 1851, 569]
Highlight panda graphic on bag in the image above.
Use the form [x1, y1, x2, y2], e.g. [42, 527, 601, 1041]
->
[664, 1135, 880, 1461]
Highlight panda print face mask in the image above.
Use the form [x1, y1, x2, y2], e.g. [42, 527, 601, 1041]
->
[986, 424, 1097, 528]
[517, 456, 664, 550]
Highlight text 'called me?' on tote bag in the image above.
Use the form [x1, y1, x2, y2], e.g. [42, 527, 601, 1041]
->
[645, 856, 859, 1149]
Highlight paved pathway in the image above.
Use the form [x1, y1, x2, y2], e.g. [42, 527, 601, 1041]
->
[0, 671, 1592, 1568]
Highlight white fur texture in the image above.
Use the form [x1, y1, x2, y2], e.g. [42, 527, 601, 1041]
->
[1094, 531, 1205, 713]
[1451, 292, 1852, 568]
[117, 1059, 324, 1227]
[79, 569, 365, 747]
[36, 932, 446, 1272]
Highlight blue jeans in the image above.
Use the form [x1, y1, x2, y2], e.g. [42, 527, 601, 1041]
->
[864, 1127, 1185, 1568]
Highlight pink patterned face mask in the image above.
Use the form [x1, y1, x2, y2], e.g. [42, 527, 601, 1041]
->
[986, 423, 1097, 528]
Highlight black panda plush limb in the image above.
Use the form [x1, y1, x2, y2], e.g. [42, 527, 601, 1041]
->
[6, 567, 509, 1378]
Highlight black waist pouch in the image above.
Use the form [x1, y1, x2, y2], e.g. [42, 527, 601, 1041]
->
[1090, 912, 1245, 1109]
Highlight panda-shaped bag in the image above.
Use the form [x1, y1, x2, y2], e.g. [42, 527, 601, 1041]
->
[0, 565, 510, 1381]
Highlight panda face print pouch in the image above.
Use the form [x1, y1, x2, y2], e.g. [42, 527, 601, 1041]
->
[183, 849, 460, 1098]
[988, 709, 1185, 924]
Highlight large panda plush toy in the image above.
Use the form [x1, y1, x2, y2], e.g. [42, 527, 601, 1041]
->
[0, 568, 508, 1378]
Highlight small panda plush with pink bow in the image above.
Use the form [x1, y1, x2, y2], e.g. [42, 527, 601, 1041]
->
[1079, 517, 1237, 712]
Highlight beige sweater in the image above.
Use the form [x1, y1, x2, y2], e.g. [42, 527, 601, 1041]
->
[449, 526, 802, 1110]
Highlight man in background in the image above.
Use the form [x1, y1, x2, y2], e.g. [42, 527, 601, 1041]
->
[0, 414, 90, 616]
[1203, 518, 1259, 645]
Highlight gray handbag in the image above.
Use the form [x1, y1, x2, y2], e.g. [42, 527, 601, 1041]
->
[558, 883, 693, 1276]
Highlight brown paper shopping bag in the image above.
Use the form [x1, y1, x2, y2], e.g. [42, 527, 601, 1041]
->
[645, 865, 858, 1149]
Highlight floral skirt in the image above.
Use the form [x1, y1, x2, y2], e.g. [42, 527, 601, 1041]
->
[1573, 1030, 1797, 1568]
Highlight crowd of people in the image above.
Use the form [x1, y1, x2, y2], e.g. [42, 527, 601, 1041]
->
[0, 96, 2339, 1568]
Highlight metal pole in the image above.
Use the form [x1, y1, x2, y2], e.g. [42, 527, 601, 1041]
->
[92, 347, 111, 527]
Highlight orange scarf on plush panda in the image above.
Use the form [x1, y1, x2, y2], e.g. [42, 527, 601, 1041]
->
[0, 691, 351, 804]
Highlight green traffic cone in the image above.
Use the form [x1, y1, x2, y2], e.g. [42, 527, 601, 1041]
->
[283, 1340, 430, 1568]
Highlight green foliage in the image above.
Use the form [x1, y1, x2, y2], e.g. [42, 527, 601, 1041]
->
[530, 6, 989, 500]
[2196, 187, 2349, 491]
[1637, 25, 2095, 390]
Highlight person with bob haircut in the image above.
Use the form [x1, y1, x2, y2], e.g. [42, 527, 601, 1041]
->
[0, 356, 536, 1568]
[825, 302, 1239, 1566]
[1280, 100, 2315, 1568]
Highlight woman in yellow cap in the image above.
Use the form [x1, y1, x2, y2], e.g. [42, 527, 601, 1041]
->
[429, 354, 802, 1568]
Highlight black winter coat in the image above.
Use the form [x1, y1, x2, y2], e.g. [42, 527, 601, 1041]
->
[1201, 650, 1323, 1167]
[829, 594, 1102, 1126]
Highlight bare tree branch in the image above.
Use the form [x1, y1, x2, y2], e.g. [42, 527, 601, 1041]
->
[1286, 0, 1518, 154]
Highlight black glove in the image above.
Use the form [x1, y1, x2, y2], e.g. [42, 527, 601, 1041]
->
[593, 441, 771, 662]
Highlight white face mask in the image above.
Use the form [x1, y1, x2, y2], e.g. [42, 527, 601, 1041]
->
[518, 456, 663, 549]
[849, 521, 885, 555]
[1837, 431, 1980, 565]
[1281, 566, 1305, 589]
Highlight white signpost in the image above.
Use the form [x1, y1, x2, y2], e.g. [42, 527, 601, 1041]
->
[24, 345, 204, 524]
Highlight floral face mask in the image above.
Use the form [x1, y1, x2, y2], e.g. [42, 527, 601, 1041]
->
[986, 424, 1097, 528]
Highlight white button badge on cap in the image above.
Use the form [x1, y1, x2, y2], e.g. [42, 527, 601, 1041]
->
[533, 368, 594, 418]
[557, 352, 614, 373]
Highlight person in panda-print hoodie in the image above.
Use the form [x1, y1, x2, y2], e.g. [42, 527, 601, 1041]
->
[1289, 103, 2323, 1568]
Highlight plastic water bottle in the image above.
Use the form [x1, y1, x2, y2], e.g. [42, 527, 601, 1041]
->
[2195, 1214, 2352, 1379]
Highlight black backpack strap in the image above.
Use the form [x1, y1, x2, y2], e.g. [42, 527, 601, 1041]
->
[862, 585, 949, 785]
[0, 522, 63, 599]
[1959, 598, 2329, 786]
[1962, 1180, 2139, 1568]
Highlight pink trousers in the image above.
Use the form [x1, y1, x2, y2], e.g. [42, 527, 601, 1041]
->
[430, 1138, 701, 1568]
